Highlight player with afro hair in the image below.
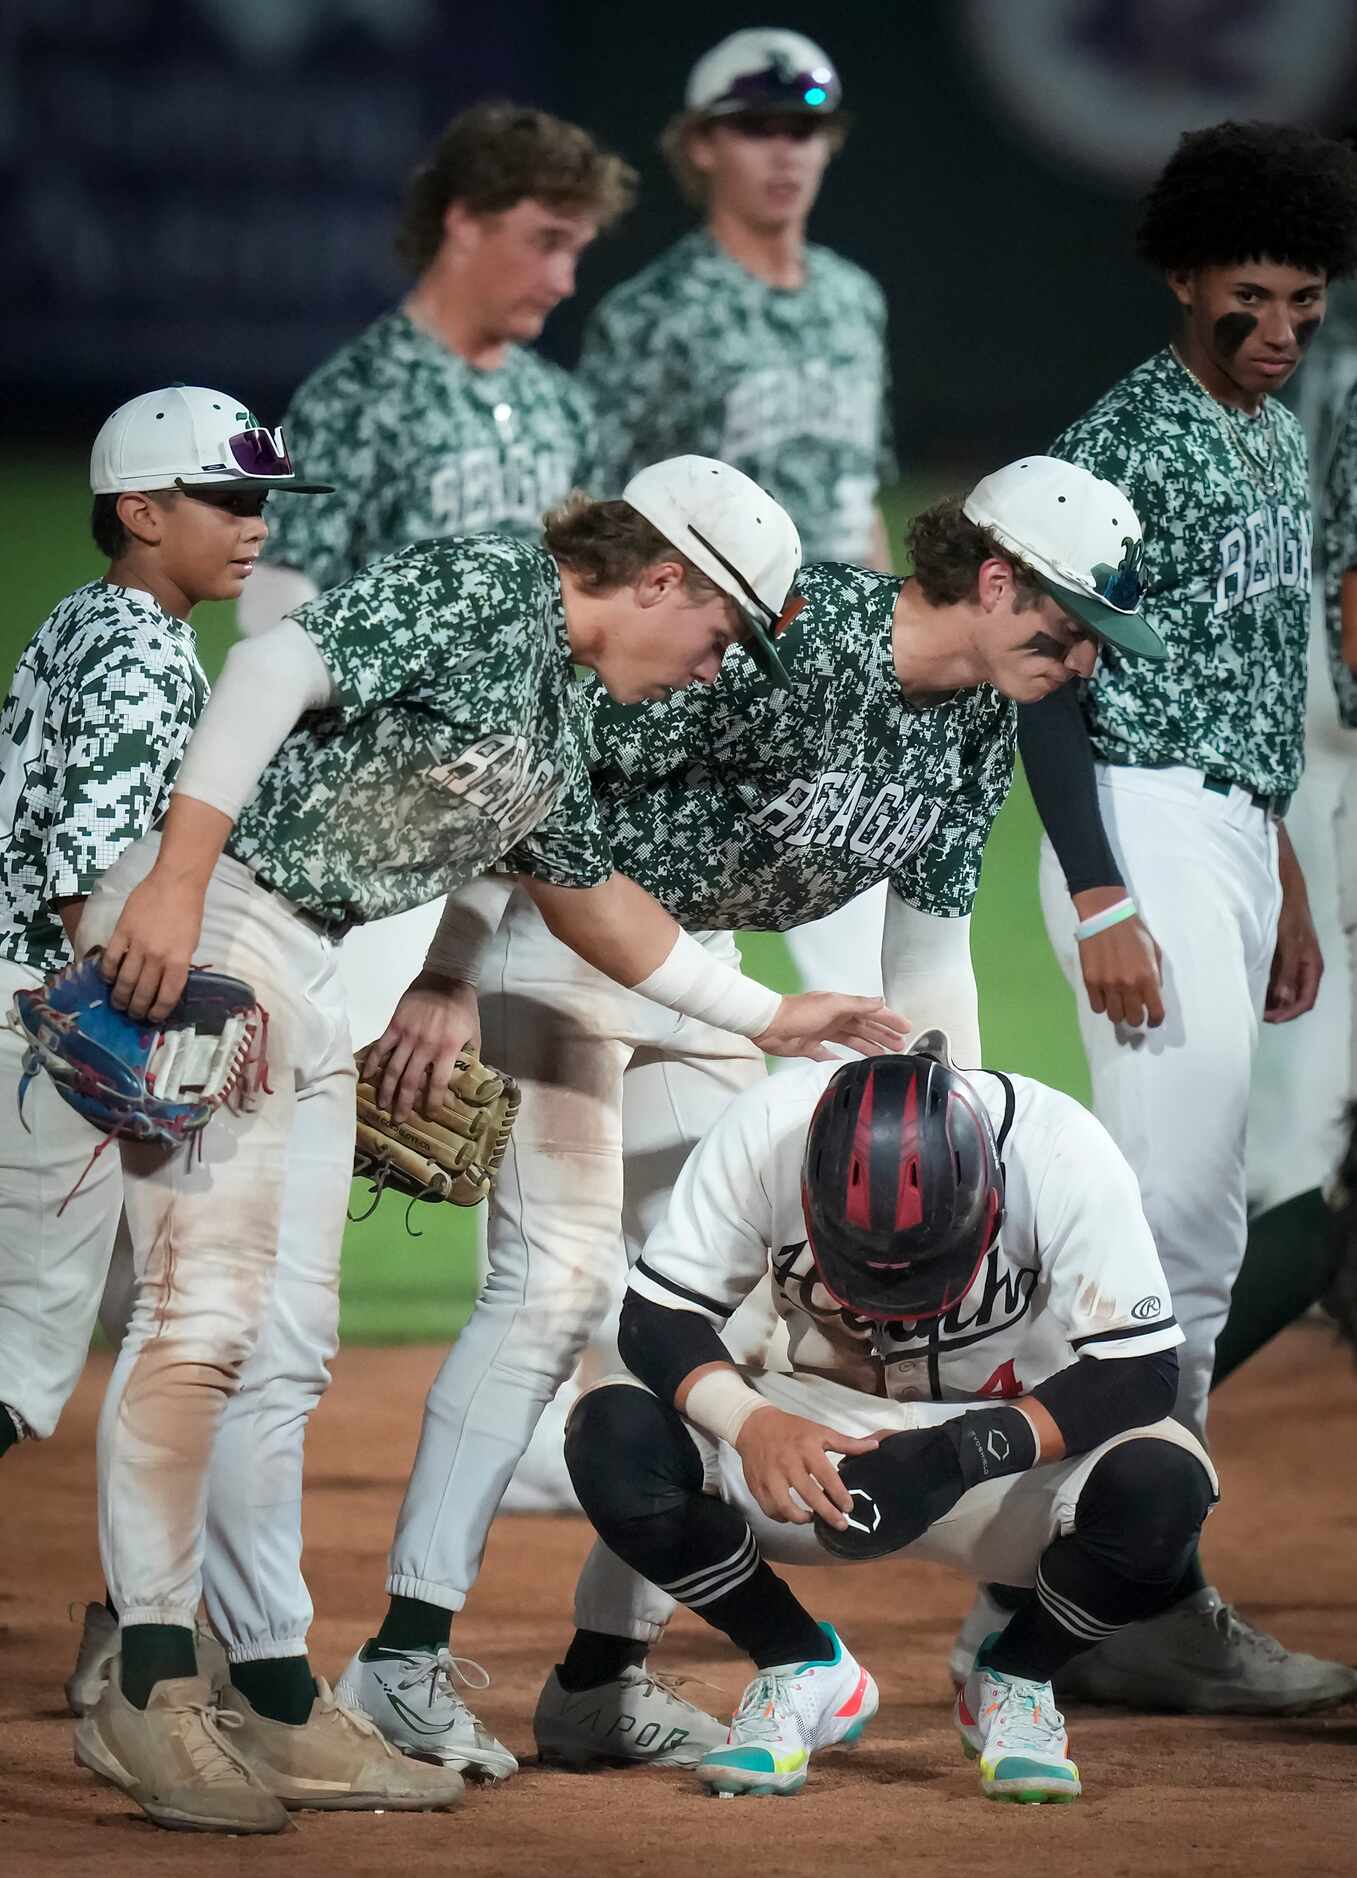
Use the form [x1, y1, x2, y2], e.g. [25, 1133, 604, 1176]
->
[1001, 118, 1357, 1717]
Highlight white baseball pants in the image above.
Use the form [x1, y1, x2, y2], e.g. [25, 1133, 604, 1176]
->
[78, 837, 355, 1657]
[1038, 764, 1281, 1441]
[573, 1369, 1214, 1640]
[0, 956, 132, 1438]
[386, 891, 766, 1611]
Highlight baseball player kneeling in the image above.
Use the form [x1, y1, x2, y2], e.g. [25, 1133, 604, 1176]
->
[562, 1033, 1216, 1804]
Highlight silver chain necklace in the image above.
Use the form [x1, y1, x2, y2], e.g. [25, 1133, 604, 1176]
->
[1169, 345, 1281, 500]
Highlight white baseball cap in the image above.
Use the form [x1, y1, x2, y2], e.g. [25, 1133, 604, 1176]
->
[686, 28, 842, 117]
[624, 456, 803, 686]
[962, 456, 1165, 661]
[90, 386, 333, 497]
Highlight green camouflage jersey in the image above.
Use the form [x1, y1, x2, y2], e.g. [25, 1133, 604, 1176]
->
[1052, 348, 1312, 796]
[578, 232, 896, 563]
[0, 582, 208, 975]
[229, 537, 612, 923]
[580, 563, 1013, 929]
[1319, 378, 1357, 729]
[261, 310, 600, 592]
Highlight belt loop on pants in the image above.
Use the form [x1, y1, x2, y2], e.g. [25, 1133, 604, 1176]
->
[1200, 773, 1291, 820]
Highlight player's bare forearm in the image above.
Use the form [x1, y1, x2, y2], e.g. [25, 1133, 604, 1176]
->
[523, 872, 913, 1058]
[523, 871, 680, 982]
[55, 896, 86, 951]
[1015, 1394, 1065, 1462]
[1341, 568, 1357, 676]
[99, 794, 233, 1020]
[1072, 885, 1165, 1029]
[1266, 822, 1323, 1022]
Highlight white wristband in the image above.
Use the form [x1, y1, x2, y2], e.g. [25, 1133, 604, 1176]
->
[1074, 896, 1137, 942]
[683, 1369, 774, 1447]
[631, 929, 781, 1039]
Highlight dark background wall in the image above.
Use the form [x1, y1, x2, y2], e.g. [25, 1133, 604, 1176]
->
[7, 0, 1357, 469]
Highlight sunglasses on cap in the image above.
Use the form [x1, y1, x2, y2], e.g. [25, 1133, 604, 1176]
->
[174, 425, 301, 492]
[1091, 537, 1146, 612]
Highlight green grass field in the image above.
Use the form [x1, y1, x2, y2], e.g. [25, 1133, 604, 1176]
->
[3, 458, 1090, 1344]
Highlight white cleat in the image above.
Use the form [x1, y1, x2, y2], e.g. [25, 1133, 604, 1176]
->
[695, 1625, 878, 1798]
[534, 1663, 727, 1768]
[65, 1602, 229, 1718]
[335, 1642, 518, 1782]
[955, 1639, 1080, 1804]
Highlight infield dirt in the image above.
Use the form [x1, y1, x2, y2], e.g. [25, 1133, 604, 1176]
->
[3, 1324, 1354, 1877]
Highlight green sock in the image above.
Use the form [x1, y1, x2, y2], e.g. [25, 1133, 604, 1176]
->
[229, 1656, 317, 1726]
[120, 1624, 197, 1708]
[1212, 1189, 1338, 1390]
[373, 1594, 454, 1655]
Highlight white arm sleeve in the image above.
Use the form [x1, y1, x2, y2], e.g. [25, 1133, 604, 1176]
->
[172, 620, 337, 823]
[234, 561, 320, 638]
[880, 890, 981, 1068]
[422, 875, 515, 985]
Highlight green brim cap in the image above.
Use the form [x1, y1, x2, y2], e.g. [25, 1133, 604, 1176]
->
[1037, 575, 1168, 662]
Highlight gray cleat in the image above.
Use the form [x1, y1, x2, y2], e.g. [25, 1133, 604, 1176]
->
[1055, 1587, 1357, 1715]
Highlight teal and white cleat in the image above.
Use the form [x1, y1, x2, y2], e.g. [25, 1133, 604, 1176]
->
[954, 1635, 1081, 1805]
[696, 1624, 878, 1798]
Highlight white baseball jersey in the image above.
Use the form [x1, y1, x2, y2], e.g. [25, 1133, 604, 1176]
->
[628, 1060, 1183, 1404]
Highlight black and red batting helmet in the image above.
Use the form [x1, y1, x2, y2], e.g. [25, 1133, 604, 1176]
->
[800, 1036, 1004, 1322]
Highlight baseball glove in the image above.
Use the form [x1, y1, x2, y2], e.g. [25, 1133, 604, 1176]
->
[10, 952, 266, 1153]
[352, 1049, 520, 1217]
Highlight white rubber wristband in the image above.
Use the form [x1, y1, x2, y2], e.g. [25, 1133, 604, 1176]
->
[683, 1369, 774, 1447]
[630, 929, 781, 1039]
[1074, 896, 1137, 942]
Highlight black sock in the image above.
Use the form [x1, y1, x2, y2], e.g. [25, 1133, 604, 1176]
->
[1168, 1547, 1207, 1602]
[557, 1629, 649, 1693]
[230, 1656, 317, 1726]
[120, 1624, 198, 1708]
[701, 1558, 833, 1670]
[373, 1594, 453, 1655]
[986, 1440, 1214, 1683]
[0, 1405, 21, 1458]
[986, 1582, 1033, 1615]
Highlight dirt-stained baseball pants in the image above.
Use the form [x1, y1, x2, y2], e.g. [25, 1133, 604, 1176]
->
[385, 889, 769, 1618]
[78, 835, 355, 1659]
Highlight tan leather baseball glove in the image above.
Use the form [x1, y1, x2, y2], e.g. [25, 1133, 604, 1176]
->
[353, 1049, 520, 1213]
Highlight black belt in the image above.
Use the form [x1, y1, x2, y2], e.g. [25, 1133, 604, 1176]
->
[1201, 773, 1291, 818]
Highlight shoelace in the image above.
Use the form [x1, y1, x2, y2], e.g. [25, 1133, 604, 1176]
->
[985, 1677, 1067, 1755]
[728, 1670, 806, 1747]
[625, 1667, 710, 1714]
[396, 1650, 494, 1729]
[1212, 1603, 1292, 1664]
[172, 1701, 258, 1786]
